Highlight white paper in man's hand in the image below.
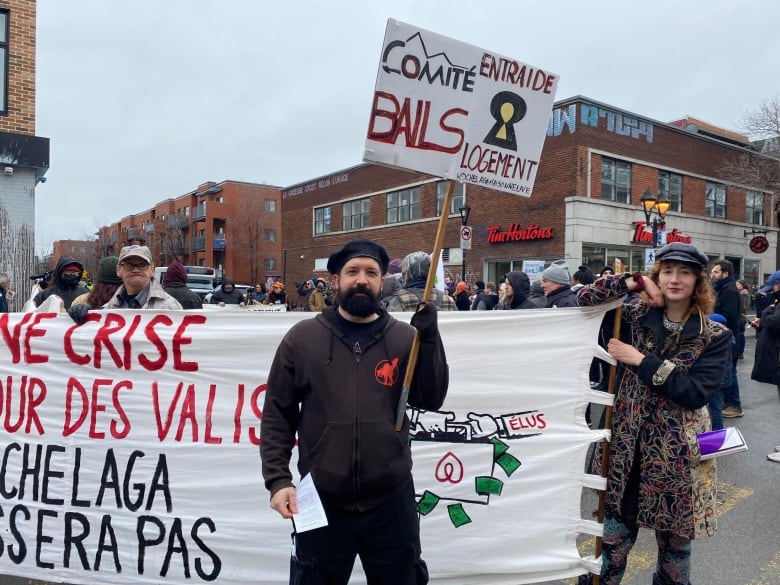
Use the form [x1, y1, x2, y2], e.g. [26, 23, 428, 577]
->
[292, 473, 328, 533]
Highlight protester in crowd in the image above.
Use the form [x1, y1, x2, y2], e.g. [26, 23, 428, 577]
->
[444, 275, 456, 296]
[162, 260, 203, 309]
[33, 255, 89, 309]
[710, 259, 743, 418]
[261, 238, 449, 583]
[470, 280, 486, 310]
[576, 242, 730, 585]
[474, 281, 500, 310]
[266, 281, 287, 307]
[541, 260, 577, 307]
[497, 281, 507, 306]
[600, 266, 615, 277]
[69, 246, 181, 323]
[750, 273, 780, 462]
[380, 257, 403, 307]
[736, 280, 751, 359]
[753, 272, 780, 324]
[0, 272, 12, 312]
[308, 277, 328, 312]
[70, 256, 123, 309]
[296, 279, 315, 310]
[387, 251, 456, 311]
[209, 277, 246, 307]
[496, 271, 537, 310]
[706, 313, 733, 431]
[249, 283, 268, 304]
[527, 279, 547, 308]
[571, 265, 595, 292]
[453, 281, 471, 311]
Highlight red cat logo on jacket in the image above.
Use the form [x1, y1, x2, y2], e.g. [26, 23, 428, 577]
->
[375, 357, 399, 387]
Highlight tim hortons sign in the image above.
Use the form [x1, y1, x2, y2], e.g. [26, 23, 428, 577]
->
[486, 223, 553, 243]
[631, 221, 692, 244]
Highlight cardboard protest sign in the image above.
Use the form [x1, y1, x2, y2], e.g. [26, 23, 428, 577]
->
[364, 19, 558, 197]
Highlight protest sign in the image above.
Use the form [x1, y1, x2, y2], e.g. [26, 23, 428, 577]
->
[0, 304, 615, 584]
[364, 19, 558, 197]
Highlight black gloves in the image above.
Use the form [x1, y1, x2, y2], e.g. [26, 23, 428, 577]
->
[67, 303, 90, 324]
[410, 301, 439, 341]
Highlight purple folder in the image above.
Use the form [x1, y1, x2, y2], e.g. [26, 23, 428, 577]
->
[697, 428, 748, 460]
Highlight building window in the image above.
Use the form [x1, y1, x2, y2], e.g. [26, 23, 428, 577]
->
[435, 181, 465, 215]
[263, 228, 276, 242]
[0, 11, 7, 114]
[342, 198, 370, 230]
[746, 191, 764, 225]
[264, 258, 277, 271]
[600, 157, 631, 203]
[705, 183, 726, 219]
[264, 199, 276, 213]
[386, 187, 421, 224]
[314, 206, 331, 234]
[658, 171, 682, 213]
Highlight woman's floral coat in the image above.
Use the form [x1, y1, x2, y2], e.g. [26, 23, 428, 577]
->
[578, 274, 730, 539]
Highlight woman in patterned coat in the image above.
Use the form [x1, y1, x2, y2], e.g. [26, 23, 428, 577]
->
[576, 243, 731, 585]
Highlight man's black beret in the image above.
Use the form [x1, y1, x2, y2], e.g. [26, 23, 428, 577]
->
[654, 243, 708, 268]
[327, 239, 390, 275]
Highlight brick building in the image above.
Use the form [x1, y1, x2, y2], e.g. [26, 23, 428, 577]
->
[95, 180, 282, 285]
[0, 0, 50, 310]
[281, 95, 777, 300]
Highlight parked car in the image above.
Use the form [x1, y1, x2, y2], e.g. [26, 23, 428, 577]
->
[204, 284, 252, 304]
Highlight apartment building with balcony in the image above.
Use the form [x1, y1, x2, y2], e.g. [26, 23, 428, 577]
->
[96, 180, 281, 285]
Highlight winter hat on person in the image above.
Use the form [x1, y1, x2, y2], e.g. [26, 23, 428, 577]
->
[542, 260, 571, 285]
[761, 270, 780, 293]
[62, 263, 82, 273]
[97, 256, 122, 284]
[708, 313, 727, 325]
[401, 251, 431, 285]
[327, 239, 389, 275]
[272, 281, 284, 289]
[163, 261, 187, 286]
[388, 258, 403, 275]
[118, 245, 153, 264]
[475, 280, 486, 290]
[654, 243, 708, 268]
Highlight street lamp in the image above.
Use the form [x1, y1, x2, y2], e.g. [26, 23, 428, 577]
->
[459, 205, 471, 282]
[640, 189, 671, 248]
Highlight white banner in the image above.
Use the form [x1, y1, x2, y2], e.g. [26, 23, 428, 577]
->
[0, 303, 618, 584]
[364, 19, 558, 197]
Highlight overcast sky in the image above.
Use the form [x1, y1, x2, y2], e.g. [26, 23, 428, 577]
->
[34, 0, 780, 249]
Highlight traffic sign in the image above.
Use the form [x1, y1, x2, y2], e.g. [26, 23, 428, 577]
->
[460, 225, 472, 250]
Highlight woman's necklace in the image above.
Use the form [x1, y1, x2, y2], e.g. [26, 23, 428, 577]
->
[663, 313, 684, 332]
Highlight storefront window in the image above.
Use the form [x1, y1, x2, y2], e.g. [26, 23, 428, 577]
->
[743, 259, 759, 287]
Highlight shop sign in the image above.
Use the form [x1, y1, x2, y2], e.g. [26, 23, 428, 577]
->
[486, 224, 553, 244]
[749, 235, 769, 254]
[631, 221, 691, 244]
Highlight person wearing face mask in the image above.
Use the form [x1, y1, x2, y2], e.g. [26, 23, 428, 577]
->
[32, 255, 89, 309]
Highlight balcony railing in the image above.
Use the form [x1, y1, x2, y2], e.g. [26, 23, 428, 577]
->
[192, 205, 207, 222]
[191, 236, 206, 252]
[167, 215, 189, 229]
[214, 238, 226, 251]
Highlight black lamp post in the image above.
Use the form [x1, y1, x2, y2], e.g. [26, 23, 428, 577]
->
[459, 205, 471, 282]
[640, 189, 671, 248]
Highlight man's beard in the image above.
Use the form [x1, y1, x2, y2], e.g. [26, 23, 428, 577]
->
[337, 285, 381, 318]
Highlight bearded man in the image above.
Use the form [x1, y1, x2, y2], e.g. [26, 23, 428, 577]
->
[260, 238, 449, 585]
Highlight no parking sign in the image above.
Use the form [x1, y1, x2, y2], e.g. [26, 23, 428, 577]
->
[460, 225, 472, 250]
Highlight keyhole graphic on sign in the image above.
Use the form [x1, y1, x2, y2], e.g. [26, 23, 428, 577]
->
[484, 91, 527, 151]
[435, 451, 464, 484]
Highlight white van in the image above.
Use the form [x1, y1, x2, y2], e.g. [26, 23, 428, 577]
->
[154, 265, 217, 301]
